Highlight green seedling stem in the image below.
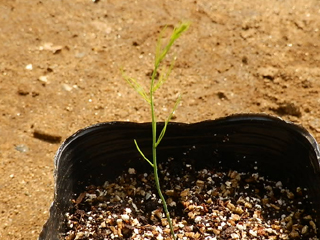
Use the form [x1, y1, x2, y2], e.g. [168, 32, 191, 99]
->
[123, 22, 190, 240]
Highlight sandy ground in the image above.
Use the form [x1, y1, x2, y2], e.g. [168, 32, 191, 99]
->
[1, 0, 320, 239]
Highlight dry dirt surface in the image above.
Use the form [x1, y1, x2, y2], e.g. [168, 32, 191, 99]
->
[1, 0, 320, 239]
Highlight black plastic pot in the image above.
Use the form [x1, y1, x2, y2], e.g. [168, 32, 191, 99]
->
[39, 114, 320, 240]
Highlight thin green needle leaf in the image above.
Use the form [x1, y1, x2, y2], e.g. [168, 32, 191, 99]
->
[155, 22, 190, 67]
[134, 139, 154, 167]
[153, 57, 176, 93]
[156, 95, 181, 147]
[155, 26, 167, 63]
[122, 72, 150, 104]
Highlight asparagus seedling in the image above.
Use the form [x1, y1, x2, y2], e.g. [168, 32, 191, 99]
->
[122, 22, 190, 239]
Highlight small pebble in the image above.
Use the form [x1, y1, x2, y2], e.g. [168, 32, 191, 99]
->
[15, 144, 29, 153]
[25, 64, 33, 70]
